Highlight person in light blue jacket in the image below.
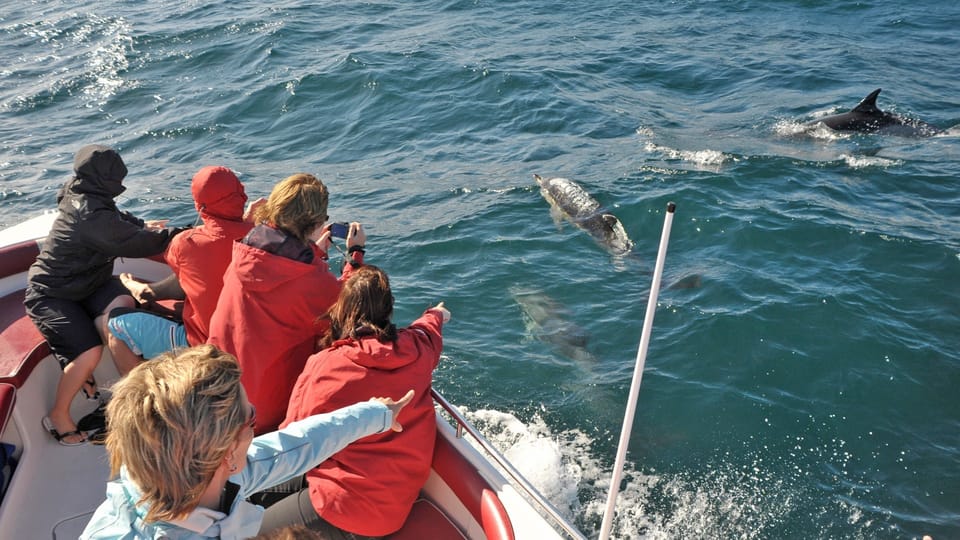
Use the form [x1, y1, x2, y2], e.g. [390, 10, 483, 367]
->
[80, 344, 413, 540]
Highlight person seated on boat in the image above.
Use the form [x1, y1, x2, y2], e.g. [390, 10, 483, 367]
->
[105, 165, 264, 372]
[79, 344, 414, 540]
[24, 144, 180, 446]
[208, 173, 366, 435]
[254, 265, 450, 539]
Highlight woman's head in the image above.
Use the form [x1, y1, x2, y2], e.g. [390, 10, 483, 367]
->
[253, 173, 329, 243]
[323, 264, 397, 347]
[105, 344, 253, 523]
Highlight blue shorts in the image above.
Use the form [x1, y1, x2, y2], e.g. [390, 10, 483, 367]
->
[107, 309, 188, 360]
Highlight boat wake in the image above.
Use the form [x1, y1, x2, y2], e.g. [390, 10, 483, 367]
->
[463, 407, 662, 538]
[460, 407, 897, 539]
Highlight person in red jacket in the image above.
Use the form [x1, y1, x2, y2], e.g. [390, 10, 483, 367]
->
[208, 173, 366, 434]
[105, 166, 262, 372]
[256, 265, 450, 539]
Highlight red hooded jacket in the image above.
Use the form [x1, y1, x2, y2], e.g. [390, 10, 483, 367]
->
[282, 309, 444, 536]
[165, 166, 252, 345]
[208, 231, 361, 434]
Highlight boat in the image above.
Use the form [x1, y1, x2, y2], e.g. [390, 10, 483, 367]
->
[0, 212, 587, 539]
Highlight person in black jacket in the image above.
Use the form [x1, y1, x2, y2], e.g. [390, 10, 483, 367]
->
[25, 144, 180, 446]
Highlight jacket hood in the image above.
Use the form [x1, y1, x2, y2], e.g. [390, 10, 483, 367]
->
[192, 166, 247, 220]
[330, 329, 425, 372]
[70, 144, 128, 199]
[230, 240, 323, 293]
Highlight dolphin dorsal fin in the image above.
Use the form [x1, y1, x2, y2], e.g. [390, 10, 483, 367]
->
[851, 88, 882, 114]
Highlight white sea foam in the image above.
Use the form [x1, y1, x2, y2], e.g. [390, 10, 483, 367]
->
[839, 154, 900, 169]
[773, 119, 849, 141]
[635, 126, 655, 138]
[635, 126, 732, 168]
[643, 142, 733, 168]
[462, 407, 653, 537]
[461, 407, 803, 538]
[456, 407, 889, 539]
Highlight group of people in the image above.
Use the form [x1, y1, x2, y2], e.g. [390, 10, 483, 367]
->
[25, 144, 451, 539]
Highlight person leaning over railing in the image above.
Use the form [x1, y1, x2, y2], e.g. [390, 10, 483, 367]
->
[255, 265, 450, 539]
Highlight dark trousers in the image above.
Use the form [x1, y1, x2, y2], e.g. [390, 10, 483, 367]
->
[253, 475, 382, 540]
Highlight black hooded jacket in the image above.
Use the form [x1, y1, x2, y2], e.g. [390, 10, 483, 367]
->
[26, 145, 175, 301]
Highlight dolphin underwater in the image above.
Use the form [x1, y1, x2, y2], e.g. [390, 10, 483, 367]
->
[511, 287, 596, 366]
[534, 174, 634, 256]
[808, 88, 942, 137]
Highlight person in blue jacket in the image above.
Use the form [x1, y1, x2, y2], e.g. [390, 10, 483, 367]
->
[80, 344, 413, 540]
[25, 144, 180, 445]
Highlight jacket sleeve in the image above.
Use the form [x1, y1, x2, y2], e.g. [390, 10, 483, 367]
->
[119, 210, 145, 227]
[407, 309, 444, 369]
[238, 401, 392, 497]
[80, 207, 174, 258]
[338, 250, 364, 281]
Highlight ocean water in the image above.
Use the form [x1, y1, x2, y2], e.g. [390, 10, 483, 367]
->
[2, 1, 958, 538]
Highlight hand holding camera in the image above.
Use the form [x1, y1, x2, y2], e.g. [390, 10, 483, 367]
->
[320, 222, 366, 256]
[345, 222, 366, 251]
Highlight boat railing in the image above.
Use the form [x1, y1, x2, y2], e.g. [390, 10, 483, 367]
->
[431, 388, 588, 540]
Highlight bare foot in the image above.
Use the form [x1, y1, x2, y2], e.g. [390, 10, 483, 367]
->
[119, 272, 155, 304]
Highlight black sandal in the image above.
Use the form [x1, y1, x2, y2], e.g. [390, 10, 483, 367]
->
[77, 403, 107, 433]
[42, 416, 87, 446]
[81, 377, 101, 402]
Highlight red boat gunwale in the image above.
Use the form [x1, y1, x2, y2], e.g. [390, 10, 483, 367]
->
[0, 240, 48, 389]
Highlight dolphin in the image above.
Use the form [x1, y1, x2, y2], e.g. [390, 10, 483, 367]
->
[510, 287, 596, 366]
[534, 174, 634, 256]
[808, 88, 941, 137]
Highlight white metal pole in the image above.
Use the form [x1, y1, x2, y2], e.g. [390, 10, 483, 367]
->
[598, 201, 676, 540]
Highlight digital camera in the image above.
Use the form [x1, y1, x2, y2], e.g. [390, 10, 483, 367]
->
[329, 222, 349, 239]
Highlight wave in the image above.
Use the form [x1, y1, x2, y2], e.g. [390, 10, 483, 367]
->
[0, 13, 135, 113]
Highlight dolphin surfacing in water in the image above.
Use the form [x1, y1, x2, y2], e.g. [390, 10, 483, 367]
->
[534, 174, 634, 256]
[808, 88, 941, 137]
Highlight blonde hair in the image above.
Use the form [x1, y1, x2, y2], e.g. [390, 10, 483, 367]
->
[105, 344, 247, 523]
[253, 173, 329, 243]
